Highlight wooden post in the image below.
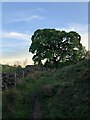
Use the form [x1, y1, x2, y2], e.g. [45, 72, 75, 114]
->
[15, 72, 16, 88]
[23, 70, 24, 79]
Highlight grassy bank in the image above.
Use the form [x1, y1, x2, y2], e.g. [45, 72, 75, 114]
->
[2, 59, 90, 119]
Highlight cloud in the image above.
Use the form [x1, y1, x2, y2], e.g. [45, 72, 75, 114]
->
[0, 31, 31, 47]
[1, 32, 30, 40]
[1, 23, 89, 66]
[66, 23, 88, 33]
[1, 56, 34, 67]
[7, 15, 44, 23]
[0, 51, 34, 66]
[0, 31, 33, 66]
[56, 23, 88, 33]
[0, 31, 32, 54]
[81, 33, 88, 50]
[36, 8, 45, 12]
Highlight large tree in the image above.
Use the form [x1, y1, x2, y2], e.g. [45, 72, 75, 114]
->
[29, 29, 86, 68]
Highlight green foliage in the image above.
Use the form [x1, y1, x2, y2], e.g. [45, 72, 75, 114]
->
[29, 29, 87, 68]
[3, 59, 90, 119]
[2, 64, 22, 73]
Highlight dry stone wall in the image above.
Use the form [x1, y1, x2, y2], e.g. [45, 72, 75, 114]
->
[2, 65, 50, 90]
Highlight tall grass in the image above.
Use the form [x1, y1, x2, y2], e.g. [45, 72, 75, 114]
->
[2, 59, 90, 119]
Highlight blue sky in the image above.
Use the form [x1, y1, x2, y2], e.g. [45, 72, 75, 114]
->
[1, 2, 88, 66]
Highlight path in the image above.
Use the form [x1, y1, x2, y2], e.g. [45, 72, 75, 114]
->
[32, 96, 42, 118]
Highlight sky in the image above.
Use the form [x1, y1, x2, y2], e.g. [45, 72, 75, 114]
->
[1, 0, 89, 2]
[1, 2, 88, 66]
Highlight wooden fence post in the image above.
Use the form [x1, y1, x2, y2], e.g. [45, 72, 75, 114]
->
[23, 70, 24, 79]
[15, 72, 16, 88]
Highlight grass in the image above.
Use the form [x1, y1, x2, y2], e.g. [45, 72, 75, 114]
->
[2, 59, 90, 119]
[0, 91, 2, 119]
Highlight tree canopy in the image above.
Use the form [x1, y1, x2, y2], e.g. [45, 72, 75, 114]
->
[29, 29, 86, 68]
